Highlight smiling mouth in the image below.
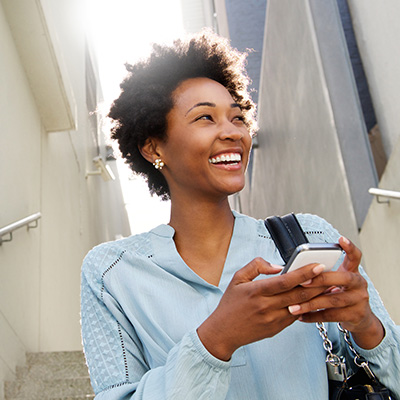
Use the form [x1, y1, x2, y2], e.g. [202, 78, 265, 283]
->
[208, 153, 241, 165]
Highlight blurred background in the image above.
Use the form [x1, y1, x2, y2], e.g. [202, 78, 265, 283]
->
[1, 0, 399, 398]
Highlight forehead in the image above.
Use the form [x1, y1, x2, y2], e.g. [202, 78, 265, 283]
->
[171, 78, 235, 110]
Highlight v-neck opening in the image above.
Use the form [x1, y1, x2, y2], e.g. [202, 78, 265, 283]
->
[166, 213, 239, 289]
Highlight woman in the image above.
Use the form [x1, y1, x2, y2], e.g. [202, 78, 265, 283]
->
[81, 31, 400, 399]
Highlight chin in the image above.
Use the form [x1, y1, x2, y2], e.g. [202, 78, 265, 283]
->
[225, 182, 246, 196]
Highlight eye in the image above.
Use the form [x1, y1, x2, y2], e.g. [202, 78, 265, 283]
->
[195, 114, 214, 122]
[232, 115, 245, 124]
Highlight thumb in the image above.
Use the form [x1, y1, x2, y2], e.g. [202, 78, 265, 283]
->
[338, 236, 361, 273]
[232, 257, 283, 284]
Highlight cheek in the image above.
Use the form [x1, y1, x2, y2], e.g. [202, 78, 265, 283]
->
[243, 133, 253, 153]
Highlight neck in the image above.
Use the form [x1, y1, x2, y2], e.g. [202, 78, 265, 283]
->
[170, 196, 234, 235]
[169, 195, 235, 254]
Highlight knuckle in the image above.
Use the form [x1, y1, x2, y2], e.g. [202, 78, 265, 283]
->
[349, 273, 357, 286]
[262, 311, 275, 325]
[243, 283, 258, 299]
[359, 275, 368, 289]
[297, 288, 309, 303]
[297, 268, 313, 283]
[329, 295, 342, 307]
[278, 275, 291, 291]
[359, 289, 369, 303]
[253, 301, 265, 315]
[229, 270, 244, 287]
[253, 257, 264, 266]
[348, 272, 364, 288]
[232, 269, 243, 280]
[313, 273, 325, 285]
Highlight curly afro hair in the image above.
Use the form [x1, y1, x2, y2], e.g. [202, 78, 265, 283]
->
[108, 29, 257, 200]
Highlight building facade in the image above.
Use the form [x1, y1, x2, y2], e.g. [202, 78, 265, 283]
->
[0, 0, 130, 396]
[212, 0, 400, 322]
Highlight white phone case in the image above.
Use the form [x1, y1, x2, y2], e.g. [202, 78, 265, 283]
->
[281, 243, 343, 274]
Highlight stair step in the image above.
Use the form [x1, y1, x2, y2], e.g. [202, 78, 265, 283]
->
[26, 352, 86, 366]
[7, 397, 94, 400]
[4, 378, 93, 399]
[16, 362, 90, 380]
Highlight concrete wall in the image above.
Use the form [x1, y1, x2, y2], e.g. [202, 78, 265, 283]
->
[0, 0, 130, 394]
[241, 0, 377, 240]
[237, 0, 400, 322]
[348, 0, 400, 158]
[223, 0, 267, 104]
[217, 0, 400, 323]
[349, 0, 400, 323]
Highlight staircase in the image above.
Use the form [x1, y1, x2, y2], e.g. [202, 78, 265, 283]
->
[4, 352, 94, 400]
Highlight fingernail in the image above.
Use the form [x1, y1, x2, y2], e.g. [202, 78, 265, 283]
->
[313, 264, 326, 274]
[341, 237, 350, 245]
[288, 305, 301, 314]
[300, 279, 312, 286]
[330, 286, 342, 293]
[270, 264, 284, 270]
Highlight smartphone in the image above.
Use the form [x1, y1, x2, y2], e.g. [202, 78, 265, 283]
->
[281, 243, 343, 274]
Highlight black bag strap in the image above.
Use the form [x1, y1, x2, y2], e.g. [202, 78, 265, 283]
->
[264, 213, 309, 264]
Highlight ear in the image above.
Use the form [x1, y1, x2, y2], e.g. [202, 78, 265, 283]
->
[139, 138, 161, 164]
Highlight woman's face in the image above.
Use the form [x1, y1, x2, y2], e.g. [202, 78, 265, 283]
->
[157, 77, 252, 201]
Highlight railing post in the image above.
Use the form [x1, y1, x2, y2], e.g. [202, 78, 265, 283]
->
[0, 212, 41, 245]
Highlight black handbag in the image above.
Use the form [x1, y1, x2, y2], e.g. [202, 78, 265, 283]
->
[264, 214, 397, 400]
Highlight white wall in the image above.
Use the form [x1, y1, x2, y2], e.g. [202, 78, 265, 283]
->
[0, 0, 130, 394]
[0, 1, 42, 391]
[360, 136, 400, 324]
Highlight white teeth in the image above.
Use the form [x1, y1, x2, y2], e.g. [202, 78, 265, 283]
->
[208, 153, 241, 164]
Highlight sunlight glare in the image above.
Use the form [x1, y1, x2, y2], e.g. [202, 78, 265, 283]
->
[86, 0, 185, 103]
[86, 0, 186, 234]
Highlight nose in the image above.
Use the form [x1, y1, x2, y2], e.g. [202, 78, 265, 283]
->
[218, 120, 245, 141]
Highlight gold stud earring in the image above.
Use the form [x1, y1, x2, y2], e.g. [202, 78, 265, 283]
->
[153, 158, 165, 170]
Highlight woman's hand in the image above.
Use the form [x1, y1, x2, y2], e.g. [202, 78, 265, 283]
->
[287, 237, 384, 349]
[197, 258, 327, 361]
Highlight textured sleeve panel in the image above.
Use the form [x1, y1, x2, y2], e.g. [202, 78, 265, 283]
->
[81, 243, 143, 394]
[295, 213, 341, 244]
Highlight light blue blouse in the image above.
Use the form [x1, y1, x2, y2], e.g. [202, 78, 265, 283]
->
[81, 212, 400, 399]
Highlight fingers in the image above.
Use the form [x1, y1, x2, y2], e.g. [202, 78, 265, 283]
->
[339, 237, 362, 272]
[278, 286, 327, 310]
[288, 290, 354, 316]
[255, 263, 326, 296]
[231, 257, 283, 284]
[301, 266, 365, 290]
[287, 272, 368, 318]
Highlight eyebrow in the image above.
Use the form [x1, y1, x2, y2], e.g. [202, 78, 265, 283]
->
[185, 102, 241, 116]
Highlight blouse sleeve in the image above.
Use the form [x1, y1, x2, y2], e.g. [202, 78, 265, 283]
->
[80, 245, 231, 400]
[297, 213, 400, 398]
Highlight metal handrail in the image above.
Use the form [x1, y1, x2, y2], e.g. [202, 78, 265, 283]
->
[0, 212, 41, 244]
[369, 188, 400, 204]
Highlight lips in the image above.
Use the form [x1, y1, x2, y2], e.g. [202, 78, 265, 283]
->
[208, 153, 242, 164]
